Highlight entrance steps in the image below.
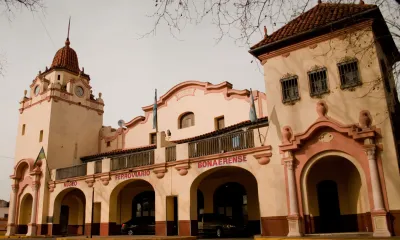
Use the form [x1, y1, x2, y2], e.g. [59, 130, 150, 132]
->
[0, 236, 197, 240]
[254, 232, 400, 239]
[55, 236, 197, 240]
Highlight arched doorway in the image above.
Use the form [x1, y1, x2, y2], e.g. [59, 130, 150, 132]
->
[53, 188, 86, 236]
[304, 155, 371, 234]
[17, 194, 33, 234]
[191, 166, 260, 238]
[109, 180, 155, 235]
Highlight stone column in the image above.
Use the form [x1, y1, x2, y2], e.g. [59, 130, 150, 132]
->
[26, 181, 39, 236]
[364, 145, 391, 237]
[5, 184, 19, 236]
[284, 156, 302, 237]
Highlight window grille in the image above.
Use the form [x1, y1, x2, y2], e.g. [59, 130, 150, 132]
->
[308, 68, 329, 96]
[338, 59, 361, 89]
[281, 76, 300, 103]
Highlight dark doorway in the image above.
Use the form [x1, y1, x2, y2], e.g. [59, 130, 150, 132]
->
[130, 191, 155, 235]
[214, 182, 247, 226]
[60, 205, 69, 235]
[166, 196, 178, 236]
[197, 190, 204, 216]
[317, 180, 341, 233]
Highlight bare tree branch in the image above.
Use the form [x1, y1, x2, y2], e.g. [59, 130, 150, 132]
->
[0, 0, 45, 77]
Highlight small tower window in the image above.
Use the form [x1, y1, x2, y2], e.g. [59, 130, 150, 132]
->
[150, 133, 157, 145]
[179, 112, 195, 129]
[39, 130, 43, 142]
[215, 116, 225, 130]
[22, 124, 26, 136]
[57, 74, 61, 80]
[281, 75, 300, 103]
[338, 59, 361, 89]
[106, 141, 111, 147]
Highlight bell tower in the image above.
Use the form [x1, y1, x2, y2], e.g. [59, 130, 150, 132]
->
[15, 23, 104, 170]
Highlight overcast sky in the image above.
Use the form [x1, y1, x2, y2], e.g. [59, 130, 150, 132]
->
[0, 1, 266, 200]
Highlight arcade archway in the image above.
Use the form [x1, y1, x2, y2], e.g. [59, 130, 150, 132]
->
[17, 193, 33, 234]
[191, 166, 260, 237]
[53, 188, 86, 236]
[109, 180, 155, 235]
[303, 155, 371, 234]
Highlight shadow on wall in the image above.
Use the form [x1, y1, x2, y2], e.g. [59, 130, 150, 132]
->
[269, 106, 282, 142]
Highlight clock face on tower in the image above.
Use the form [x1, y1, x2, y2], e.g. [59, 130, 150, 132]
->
[34, 85, 40, 96]
[75, 86, 84, 97]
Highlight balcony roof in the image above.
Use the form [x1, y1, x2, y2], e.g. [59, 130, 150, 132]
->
[81, 117, 268, 162]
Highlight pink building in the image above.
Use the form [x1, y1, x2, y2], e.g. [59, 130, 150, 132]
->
[6, 1, 400, 238]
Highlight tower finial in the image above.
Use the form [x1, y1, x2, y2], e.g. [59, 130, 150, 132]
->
[65, 17, 71, 46]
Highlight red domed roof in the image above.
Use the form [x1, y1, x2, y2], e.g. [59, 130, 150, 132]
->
[50, 38, 80, 74]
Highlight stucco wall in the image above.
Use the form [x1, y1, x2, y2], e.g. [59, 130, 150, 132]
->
[14, 102, 52, 164]
[262, 26, 400, 211]
[100, 82, 267, 152]
[47, 101, 102, 168]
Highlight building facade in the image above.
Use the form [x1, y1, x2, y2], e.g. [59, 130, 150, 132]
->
[6, 1, 400, 238]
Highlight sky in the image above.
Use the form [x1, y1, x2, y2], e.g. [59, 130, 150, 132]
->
[0, 1, 266, 201]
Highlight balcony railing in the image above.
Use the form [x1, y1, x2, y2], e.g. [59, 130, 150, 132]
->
[166, 146, 176, 162]
[95, 160, 102, 174]
[56, 164, 87, 180]
[111, 149, 155, 171]
[188, 129, 254, 158]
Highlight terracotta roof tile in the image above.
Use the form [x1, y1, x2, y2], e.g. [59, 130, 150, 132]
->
[50, 38, 80, 74]
[250, 3, 377, 50]
[81, 117, 268, 161]
[172, 117, 268, 144]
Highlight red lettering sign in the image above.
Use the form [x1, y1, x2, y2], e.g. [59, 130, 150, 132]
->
[197, 155, 247, 169]
[64, 181, 77, 187]
[115, 170, 151, 180]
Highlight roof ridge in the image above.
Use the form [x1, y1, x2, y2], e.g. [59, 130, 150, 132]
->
[250, 2, 378, 50]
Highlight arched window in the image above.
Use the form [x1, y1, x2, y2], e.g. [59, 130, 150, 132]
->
[179, 112, 195, 129]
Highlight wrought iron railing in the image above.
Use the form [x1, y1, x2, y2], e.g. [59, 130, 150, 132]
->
[95, 160, 102, 174]
[111, 150, 155, 171]
[188, 129, 254, 158]
[166, 146, 176, 162]
[56, 164, 87, 180]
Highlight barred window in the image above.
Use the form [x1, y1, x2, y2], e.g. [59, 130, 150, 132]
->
[281, 76, 300, 103]
[308, 68, 329, 96]
[338, 59, 361, 89]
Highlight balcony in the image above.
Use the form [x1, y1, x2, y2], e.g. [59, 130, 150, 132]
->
[188, 129, 254, 158]
[111, 149, 155, 171]
[165, 146, 176, 162]
[51, 120, 268, 181]
[56, 163, 87, 180]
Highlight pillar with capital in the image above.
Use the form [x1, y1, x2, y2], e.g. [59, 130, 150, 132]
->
[26, 180, 40, 236]
[5, 183, 19, 236]
[364, 140, 391, 237]
[283, 151, 302, 237]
